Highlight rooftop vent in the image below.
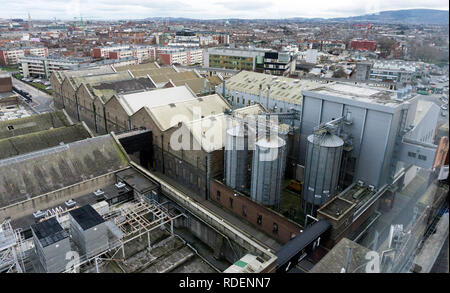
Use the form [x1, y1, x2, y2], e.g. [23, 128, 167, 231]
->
[33, 210, 46, 219]
[115, 182, 126, 189]
[93, 189, 105, 196]
[169, 103, 176, 108]
[65, 199, 76, 208]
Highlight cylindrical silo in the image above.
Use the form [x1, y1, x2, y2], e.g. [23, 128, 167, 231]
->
[250, 136, 287, 207]
[302, 132, 344, 206]
[225, 124, 250, 192]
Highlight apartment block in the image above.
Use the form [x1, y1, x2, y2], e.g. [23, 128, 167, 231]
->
[0, 46, 48, 66]
[157, 47, 203, 66]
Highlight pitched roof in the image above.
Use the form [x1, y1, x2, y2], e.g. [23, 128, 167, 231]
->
[118, 85, 197, 116]
[0, 111, 71, 140]
[224, 70, 321, 105]
[0, 134, 129, 208]
[113, 62, 159, 72]
[183, 104, 266, 152]
[90, 77, 156, 103]
[0, 124, 91, 160]
[145, 93, 230, 132]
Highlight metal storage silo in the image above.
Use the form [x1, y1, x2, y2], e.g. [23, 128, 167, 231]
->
[302, 132, 344, 207]
[250, 136, 287, 208]
[225, 124, 250, 192]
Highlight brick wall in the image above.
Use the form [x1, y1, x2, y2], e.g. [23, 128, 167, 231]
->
[0, 76, 12, 92]
[210, 179, 302, 244]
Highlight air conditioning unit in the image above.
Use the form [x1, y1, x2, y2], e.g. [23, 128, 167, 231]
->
[357, 180, 364, 187]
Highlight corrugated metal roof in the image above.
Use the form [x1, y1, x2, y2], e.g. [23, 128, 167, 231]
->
[119, 85, 197, 115]
[224, 71, 320, 105]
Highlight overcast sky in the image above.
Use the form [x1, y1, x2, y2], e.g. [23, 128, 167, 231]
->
[1, 0, 449, 20]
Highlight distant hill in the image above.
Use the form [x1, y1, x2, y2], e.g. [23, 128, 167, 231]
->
[330, 9, 449, 25]
[142, 9, 449, 25]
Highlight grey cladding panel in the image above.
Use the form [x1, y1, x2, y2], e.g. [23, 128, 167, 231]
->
[299, 96, 323, 164]
[356, 110, 392, 186]
[321, 100, 342, 124]
[342, 105, 367, 157]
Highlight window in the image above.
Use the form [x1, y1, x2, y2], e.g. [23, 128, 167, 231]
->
[257, 214, 262, 225]
[418, 155, 427, 161]
[7, 125, 14, 130]
[216, 190, 221, 201]
[273, 223, 278, 235]
[242, 206, 247, 217]
[229, 197, 233, 209]
[408, 152, 416, 158]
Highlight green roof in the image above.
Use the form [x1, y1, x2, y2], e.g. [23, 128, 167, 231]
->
[0, 111, 70, 140]
[234, 260, 248, 268]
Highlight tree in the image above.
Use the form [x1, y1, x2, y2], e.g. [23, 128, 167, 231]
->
[333, 68, 347, 78]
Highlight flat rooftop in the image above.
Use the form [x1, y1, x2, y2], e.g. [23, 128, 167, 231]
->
[318, 197, 354, 220]
[309, 238, 371, 273]
[69, 205, 105, 231]
[31, 217, 68, 248]
[116, 168, 159, 194]
[0, 103, 33, 122]
[307, 82, 404, 108]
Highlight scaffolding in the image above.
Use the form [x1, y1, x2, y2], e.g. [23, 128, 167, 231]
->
[0, 219, 26, 273]
[63, 197, 185, 273]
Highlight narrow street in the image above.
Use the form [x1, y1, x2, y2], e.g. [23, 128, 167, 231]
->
[11, 77, 54, 113]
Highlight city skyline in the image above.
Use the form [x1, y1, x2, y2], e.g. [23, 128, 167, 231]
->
[0, 0, 449, 20]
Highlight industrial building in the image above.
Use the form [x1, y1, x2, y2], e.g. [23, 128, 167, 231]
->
[0, 128, 279, 273]
[217, 70, 323, 117]
[50, 63, 215, 134]
[297, 82, 441, 235]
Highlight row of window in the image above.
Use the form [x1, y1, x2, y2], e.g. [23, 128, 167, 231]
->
[216, 190, 279, 235]
[229, 95, 285, 113]
[407, 151, 427, 161]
